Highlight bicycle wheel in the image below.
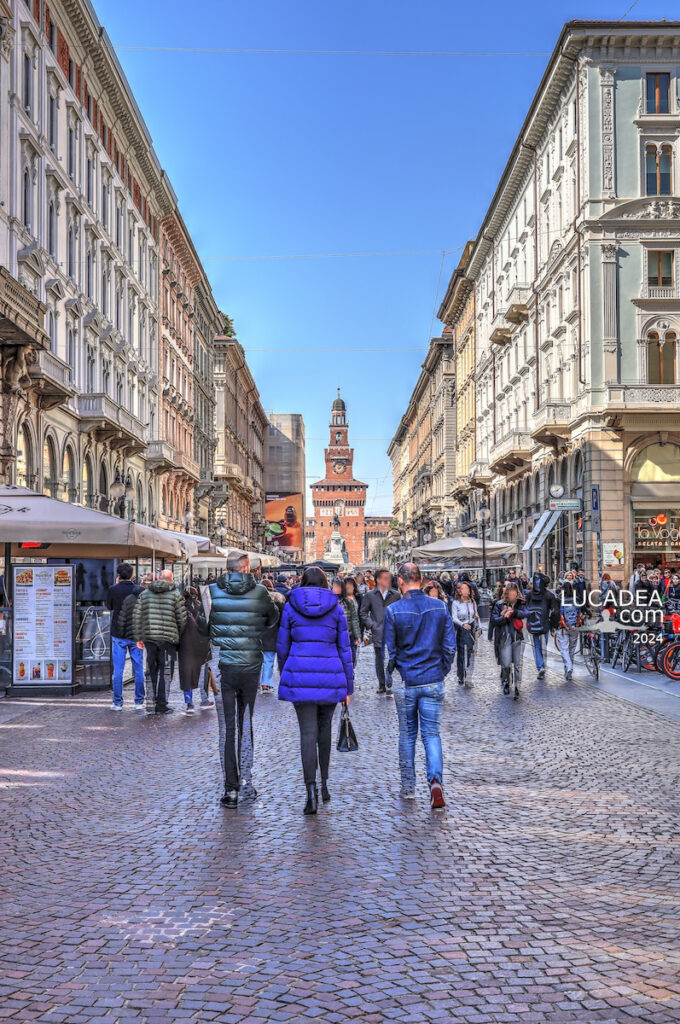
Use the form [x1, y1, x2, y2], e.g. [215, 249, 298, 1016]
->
[638, 644, 658, 672]
[583, 640, 599, 681]
[662, 642, 680, 680]
[656, 642, 670, 673]
[622, 635, 636, 673]
[611, 631, 624, 669]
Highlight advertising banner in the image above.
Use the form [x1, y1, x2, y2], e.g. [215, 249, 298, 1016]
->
[12, 564, 74, 685]
[603, 542, 625, 569]
[265, 493, 303, 549]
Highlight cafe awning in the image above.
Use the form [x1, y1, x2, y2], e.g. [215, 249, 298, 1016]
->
[522, 510, 552, 552]
[0, 485, 186, 558]
[527, 510, 561, 552]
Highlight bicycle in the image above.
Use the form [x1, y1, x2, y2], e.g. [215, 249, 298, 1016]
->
[581, 630, 601, 681]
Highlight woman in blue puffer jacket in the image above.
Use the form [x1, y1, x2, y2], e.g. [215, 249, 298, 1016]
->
[277, 566, 354, 815]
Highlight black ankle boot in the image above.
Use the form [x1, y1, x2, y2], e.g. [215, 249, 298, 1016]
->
[303, 784, 318, 815]
[321, 781, 330, 803]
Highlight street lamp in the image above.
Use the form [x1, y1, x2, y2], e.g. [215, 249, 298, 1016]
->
[215, 519, 226, 547]
[476, 501, 491, 589]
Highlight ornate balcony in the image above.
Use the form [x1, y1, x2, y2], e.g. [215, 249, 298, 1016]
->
[0, 265, 49, 348]
[505, 284, 532, 324]
[489, 309, 512, 345]
[531, 402, 572, 446]
[28, 347, 74, 408]
[488, 431, 534, 476]
[469, 459, 492, 487]
[146, 439, 176, 472]
[216, 461, 244, 483]
[450, 475, 471, 500]
[604, 383, 680, 428]
[172, 450, 200, 481]
[76, 394, 148, 453]
[414, 461, 432, 486]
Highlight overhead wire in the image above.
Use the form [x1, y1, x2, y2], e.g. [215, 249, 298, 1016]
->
[116, 45, 552, 58]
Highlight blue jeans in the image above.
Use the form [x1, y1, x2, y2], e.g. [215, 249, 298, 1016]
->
[260, 651, 275, 688]
[393, 681, 445, 791]
[112, 637, 145, 707]
[531, 633, 545, 671]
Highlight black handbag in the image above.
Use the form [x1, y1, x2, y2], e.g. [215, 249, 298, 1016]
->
[336, 703, 359, 752]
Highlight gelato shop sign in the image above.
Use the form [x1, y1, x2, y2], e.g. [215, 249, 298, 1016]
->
[634, 511, 680, 550]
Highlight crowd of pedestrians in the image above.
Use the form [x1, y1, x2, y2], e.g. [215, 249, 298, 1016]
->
[106, 553, 678, 816]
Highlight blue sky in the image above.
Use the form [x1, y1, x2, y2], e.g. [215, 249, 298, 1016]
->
[95, 0, 668, 515]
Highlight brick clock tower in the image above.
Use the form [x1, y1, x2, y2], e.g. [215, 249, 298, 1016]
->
[311, 391, 367, 566]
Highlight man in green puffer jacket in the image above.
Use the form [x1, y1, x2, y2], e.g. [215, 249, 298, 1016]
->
[132, 570, 187, 715]
[197, 552, 278, 808]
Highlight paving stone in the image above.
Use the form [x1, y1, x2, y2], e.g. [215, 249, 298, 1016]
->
[0, 646, 679, 1023]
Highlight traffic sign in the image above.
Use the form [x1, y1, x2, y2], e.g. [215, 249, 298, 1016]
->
[548, 498, 582, 511]
[591, 485, 601, 532]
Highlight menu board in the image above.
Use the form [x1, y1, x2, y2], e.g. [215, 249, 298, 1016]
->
[12, 565, 74, 685]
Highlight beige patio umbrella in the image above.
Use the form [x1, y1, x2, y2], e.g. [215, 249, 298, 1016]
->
[0, 485, 186, 558]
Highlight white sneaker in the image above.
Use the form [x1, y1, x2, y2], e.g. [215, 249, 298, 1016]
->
[110, 703, 123, 711]
[134, 704, 146, 711]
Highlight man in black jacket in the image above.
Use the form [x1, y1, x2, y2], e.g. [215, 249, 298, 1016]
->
[107, 563, 144, 711]
[198, 552, 278, 808]
[360, 567, 401, 695]
[524, 568, 559, 678]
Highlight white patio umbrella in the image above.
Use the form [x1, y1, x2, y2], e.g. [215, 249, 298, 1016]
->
[411, 535, 517, 562]
[0, 485, 186, 558]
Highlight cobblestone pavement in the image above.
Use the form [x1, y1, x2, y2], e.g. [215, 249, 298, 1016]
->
[1, 640, 680, 1024]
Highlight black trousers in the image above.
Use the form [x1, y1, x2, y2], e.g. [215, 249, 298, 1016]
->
[455, 627, 475, 681]
[294, 702, 337, 785]
[218, 666, 260, 791]
[146, 642, 175, 711]
[374, 645, 386, 689]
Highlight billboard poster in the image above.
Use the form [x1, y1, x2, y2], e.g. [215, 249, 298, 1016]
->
[12, 565, 74, 685]
[265, 493, 303, 549]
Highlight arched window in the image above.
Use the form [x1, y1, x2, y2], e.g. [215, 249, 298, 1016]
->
[82, 456, 94, 507]
[647, 330, 676, 384]
[62, 447, 76, 502]
[98, 463, 108, 513]
[646, 143, 673, 196]
[136, 482, 143, 523]
[533, 473, 540, 510]
[632, 443, 680, 483]
[42, 437, 57, 498]
[16, 424, 33, 488]
[148, 485, 154, 526]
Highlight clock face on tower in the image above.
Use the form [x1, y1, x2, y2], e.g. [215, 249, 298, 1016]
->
[333, 461, 345, 475]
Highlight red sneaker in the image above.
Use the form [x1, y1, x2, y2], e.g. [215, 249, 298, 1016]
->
[430, 781, 446, 809]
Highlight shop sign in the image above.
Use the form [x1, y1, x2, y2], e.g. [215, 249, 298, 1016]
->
[12, 565, 74, 685]
[634, 510, 680, 551]
[548, 498, 582, 511]
[603, 542, 625, 568]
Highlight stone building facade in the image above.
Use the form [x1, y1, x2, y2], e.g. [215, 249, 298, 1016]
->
[388, 335, 457, 547]
[213, 336, 267, 549]
[154, 208, 201, 532]
[398, 20, 680, 581]
[310, 393, 367, 566]
[1, 0, 167, 520]
[364, 515, 391, 563]
[192, 287, 221, 537]
[0, 0, 226, 536]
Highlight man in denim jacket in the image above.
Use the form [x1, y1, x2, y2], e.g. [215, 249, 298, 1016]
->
[383, 562, 456, 809]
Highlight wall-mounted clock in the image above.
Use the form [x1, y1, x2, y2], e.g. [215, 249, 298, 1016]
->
[333, 461, 345, 474]
[549, 484, 565, 499]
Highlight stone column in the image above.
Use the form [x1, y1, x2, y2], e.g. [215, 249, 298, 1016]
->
[584, 430, 626, 581]
[600, 66, 617, 199]
[602, 243, 619, 383]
